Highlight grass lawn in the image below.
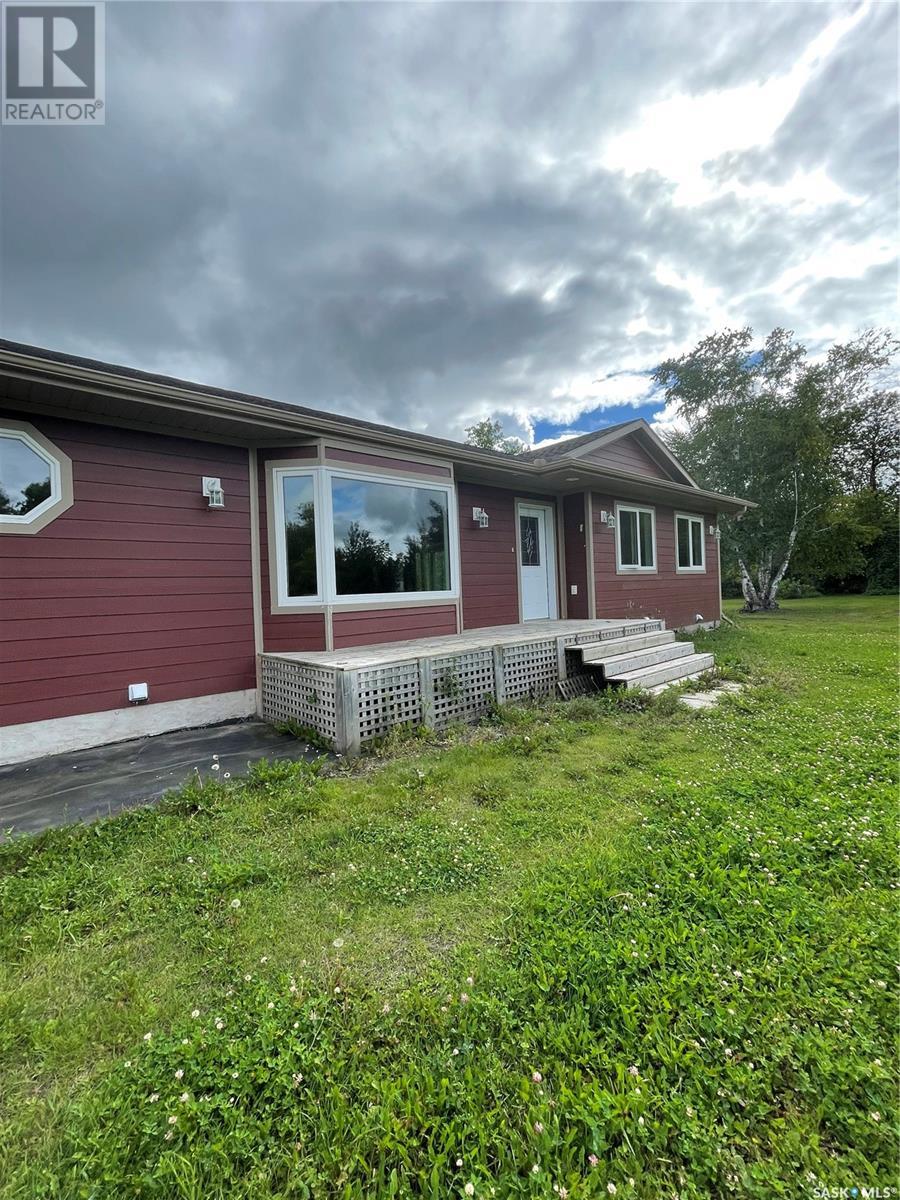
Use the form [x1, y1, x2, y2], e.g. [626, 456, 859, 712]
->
[0, 596, 896, 1199]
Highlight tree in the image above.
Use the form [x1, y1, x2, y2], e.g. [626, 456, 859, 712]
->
[464, 418, 525, 456]
[840, 389, 899, 494]
[655, 326, 898, 612]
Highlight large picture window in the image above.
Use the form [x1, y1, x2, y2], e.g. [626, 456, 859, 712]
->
[331, 476, 450, 597]
[273, 465, 457, 606]
[675, 513, 706, 571]
[616, 503, 656, 571]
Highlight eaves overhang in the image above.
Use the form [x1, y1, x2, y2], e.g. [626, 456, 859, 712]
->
[0, 341, 755, 513]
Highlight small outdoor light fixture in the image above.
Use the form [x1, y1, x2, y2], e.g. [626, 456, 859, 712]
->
[128, 682, 149, 704]
[202, 476, 225, 508]
[472, 506, 490, 528]
[605, 512, 616, 529]
[710, 523, 720, 537]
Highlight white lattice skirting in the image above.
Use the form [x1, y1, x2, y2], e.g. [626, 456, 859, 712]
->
[261, 620, 664, 755]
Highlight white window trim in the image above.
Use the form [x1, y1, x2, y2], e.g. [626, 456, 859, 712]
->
[615, 502, 657, 573]
[674, 511, 706, 573]
[273, 465, 460, 608]
[0, 420, 73, 535]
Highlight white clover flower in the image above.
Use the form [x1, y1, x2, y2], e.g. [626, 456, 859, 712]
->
[231, 899, 241, 909]
[168, 1115, 177, 1125]
[464, 1185, 475, 1197]
[191, 1009, 200, 1019]
[531, 1071, 542, 1083]
[143, 1032, 152, 1042]
[174, 1069, 184, 1080]
[149, 1093, 159, 1103]
[215, 1019, 225, 1030]
[179, 1092, 189, 1103]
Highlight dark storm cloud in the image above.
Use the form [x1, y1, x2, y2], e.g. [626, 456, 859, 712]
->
[0, 1, 895, 441]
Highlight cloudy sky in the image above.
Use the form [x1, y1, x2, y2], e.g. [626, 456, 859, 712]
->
[0, 1, 896, 446]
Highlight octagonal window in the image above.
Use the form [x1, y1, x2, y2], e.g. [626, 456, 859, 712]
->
[0, 423, 73, 533]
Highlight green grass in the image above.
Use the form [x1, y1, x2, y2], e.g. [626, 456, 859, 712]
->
[0, 596, 896, 1199]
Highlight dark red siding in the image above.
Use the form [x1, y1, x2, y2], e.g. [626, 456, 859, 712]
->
[562, 493, 589, 619]
[458, 482, 556, 629]
[581, 434, 670, 479]
[333, 605, 457, 648]
[0, 411, 256, 727]
[591, 493, 720, 628]
[257, 448, 327, 652]
[324, 447, 452, 478]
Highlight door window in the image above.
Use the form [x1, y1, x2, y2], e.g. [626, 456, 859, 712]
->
[520, 515, 540, 566]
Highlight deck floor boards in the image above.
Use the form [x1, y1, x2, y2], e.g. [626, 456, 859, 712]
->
[262, 618, 659, 669]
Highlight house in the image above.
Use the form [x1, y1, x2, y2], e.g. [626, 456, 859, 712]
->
[0, 340, 752, 763]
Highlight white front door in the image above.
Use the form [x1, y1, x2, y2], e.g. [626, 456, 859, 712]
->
[518, 502, 558, 621]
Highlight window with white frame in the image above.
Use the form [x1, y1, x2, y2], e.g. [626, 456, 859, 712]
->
[274, 466, 457, 605]
[675, 513, 706, 571]
[616, 504, 656, 571]
[0, 423, 71, 533]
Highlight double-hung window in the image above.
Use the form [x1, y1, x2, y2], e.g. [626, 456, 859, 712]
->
[616, 504, 656, 571]
[675, 513, 706, 572]
[273, 466, 457, 606]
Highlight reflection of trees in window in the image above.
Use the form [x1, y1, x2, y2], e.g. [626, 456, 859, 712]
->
[333, 493, 449, 595]
[283, 474, 318, 597]
[285, 500, 317, 596]
[0, 478, 51, 515]
[0, 433, 52, 515]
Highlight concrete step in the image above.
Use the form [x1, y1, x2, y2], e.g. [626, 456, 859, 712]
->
[578, 629, 675, 662]
[589, 640, 695, 678]
[611, 653, 716, 690]
[646, 670, 714, 696]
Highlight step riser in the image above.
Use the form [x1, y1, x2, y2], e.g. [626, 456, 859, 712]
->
[593, 642, 694, 676]
[579, 631, 675, 661]
[616, 653, 715, 690]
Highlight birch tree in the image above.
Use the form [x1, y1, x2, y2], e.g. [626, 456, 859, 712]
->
[654, 327, 897, 612]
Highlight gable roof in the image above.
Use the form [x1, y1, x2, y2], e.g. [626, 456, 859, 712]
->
[520, 418, 696, 487]
[516, 419, 637, 463]
[0, 339, 754, 513]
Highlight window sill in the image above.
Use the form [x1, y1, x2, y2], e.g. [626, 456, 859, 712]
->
[675, 566, 706, 574]
[271, 595, 459, 615]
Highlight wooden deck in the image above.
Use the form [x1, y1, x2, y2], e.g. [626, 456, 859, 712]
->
[260, 617, 666, 754]
[262, 618, 657, 670]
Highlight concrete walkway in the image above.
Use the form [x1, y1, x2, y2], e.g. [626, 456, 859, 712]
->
[0, 720, 324, 839]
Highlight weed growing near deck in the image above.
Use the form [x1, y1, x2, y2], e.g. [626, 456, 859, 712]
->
[0, 597, 896, 1198]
